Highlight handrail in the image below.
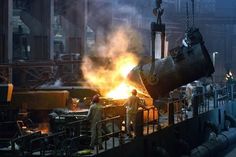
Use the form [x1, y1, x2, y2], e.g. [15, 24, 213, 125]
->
[65, 119, 88, 138]
[66, 119, 87, 126]
[143, 106, 158, 134]
[29, 131, 66, 156]
[95, 115, 121, 154]
[229, 84, 236, 100]
[96, 115, 120, 124]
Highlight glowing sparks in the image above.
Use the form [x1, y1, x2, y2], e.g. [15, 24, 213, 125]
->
[38, 123, 49, 134]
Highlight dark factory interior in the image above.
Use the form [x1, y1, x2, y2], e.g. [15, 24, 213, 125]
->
[0, 0, 236, 156]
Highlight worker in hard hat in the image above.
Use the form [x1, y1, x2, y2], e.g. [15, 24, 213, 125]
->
[87, 94, 104, 149]
[124, 89, 147, 138]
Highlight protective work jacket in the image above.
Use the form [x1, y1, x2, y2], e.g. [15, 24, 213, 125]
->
[124, 95, 146, 136]
[87, 103, 103, 147]
[124, 95, 145, 114]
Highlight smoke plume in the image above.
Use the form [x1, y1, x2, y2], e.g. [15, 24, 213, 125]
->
[81, 25, 143, 96]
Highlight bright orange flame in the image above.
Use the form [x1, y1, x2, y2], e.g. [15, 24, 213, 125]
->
[81, 26, 142, 99]
[116, 56, 138, 78]
[106, 82, 135, 99]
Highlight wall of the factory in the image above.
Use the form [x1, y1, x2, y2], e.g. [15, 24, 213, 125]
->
[216, 0, 236, 17]
[61, 0, 87, 56]
[8, 0, 88, 61]
[20, 0, 54, 60]
[87, 0, 112, 52]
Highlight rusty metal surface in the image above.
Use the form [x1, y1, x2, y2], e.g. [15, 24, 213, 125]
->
[11, 90, 69, 110]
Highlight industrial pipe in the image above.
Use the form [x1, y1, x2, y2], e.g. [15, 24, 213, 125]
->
[128, 28, 214, 99]
[191, 128, 236, 157]
[225, 113, 236, 128]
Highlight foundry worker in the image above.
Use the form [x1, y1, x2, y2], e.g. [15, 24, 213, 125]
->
[124, 89, 147, 138]
[86, 94, 104, 149]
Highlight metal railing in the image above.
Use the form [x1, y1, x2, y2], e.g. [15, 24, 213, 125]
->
[190, 86, 230, 116]
[214, 86, 229, 108]
[172, 98, 188, 123]
[161, 85, 236, 125]
[62, 119, 91, 156]
[95, 115, 121, 154]
[65, 119, 88, 137]
[11, 131, 42, 156]
[229, 84, 236, 100]
[143, 106, 159, 135]
[29, 131, 67, 156]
